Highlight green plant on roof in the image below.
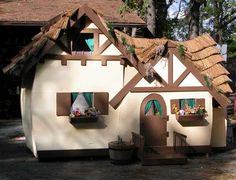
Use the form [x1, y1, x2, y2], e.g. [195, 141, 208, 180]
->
[204, 75, 213, 89]
[121, 36, 135, 54]
[106, 21, 117, 40]
[177, 44, 185, 57]
[121, 36, 128, 45]
[127, 44, 135, 54]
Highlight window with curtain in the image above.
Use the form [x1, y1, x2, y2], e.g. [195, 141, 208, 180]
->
[71, 92, 94, 116]
[56, 92, 109, 117]
[179, 99, 196, 110]
[72, 33, 94, 54]
[170, 98, 205, 114]
[145, 100, 162, 116]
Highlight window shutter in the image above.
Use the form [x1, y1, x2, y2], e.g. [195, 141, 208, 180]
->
[170, 99, 180, 114]
[56, 93, 71, 116]
[94, 92, 109, 115]
[196, 99, 205, 108]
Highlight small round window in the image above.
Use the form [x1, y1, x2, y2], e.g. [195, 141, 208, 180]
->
[145, 100, 162, 116]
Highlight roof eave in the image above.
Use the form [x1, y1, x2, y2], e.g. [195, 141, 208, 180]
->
[0, 21, 47, 26]
[112, 22, 147, 28]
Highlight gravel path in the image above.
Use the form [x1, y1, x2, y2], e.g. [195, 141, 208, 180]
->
[0, 119, 236, 180]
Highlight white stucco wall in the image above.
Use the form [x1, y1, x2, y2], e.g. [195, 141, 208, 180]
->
[21, 88, 38, 157]
[31, 60, 123, 151]
[211, 107, 227, 147]
[119, 91, 213, 146]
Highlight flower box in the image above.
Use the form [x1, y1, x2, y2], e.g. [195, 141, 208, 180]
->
[176, 114, 204, 122]
[70, 116, 98, 124]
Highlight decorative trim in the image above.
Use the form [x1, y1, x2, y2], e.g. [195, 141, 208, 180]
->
[45, 54, 121, 60]
[110, 56, 165, 109]
[173, 69, 190, 87]
[94, 32, 99, 53]
[37, 149, 109, 159]
[80, 29, 102, 33]
[96, 39, 112, 55]
[168, 52, 173, 85]
[44, 54, 122, 66]
[110, 73, 143, 109]
[131, 86, 208, 93]
[172, 49, 229, 108]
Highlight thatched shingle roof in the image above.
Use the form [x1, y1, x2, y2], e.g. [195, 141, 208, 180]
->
[182, 34, 232, 94]
[0, 0, 145, 25]
[114, 30, 232, 105]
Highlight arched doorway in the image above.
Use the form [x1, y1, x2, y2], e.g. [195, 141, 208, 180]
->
[140, 94, 168, 147]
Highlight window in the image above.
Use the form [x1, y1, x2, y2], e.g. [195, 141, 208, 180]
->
[72, 33, 94, 55]
[170, 98, 205, 114]
[145, 100, 162, 116]
[179, 99, 196, 111]
[56, 92, 109, 116]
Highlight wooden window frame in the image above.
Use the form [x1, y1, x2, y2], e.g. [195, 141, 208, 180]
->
[56, 92, 109, 117]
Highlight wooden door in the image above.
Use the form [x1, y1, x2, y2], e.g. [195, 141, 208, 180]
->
[140, 94, 168, 147]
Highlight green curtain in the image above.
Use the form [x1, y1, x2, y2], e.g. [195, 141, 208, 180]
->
[85, 38, 94, 52]
[179, 99, 196, 109]
[145, 100, 153, 114]
[180, 99, 185, 110]
[83, 92, 93, 107]
[153, 100, 162, 115]
[188, 99, 196, 108]
[71, 92, 78, 102]
[145, 100, 162, 115]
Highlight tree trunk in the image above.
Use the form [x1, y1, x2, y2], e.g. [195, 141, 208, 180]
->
[146, 0, 156, 36]
[189, 1, 201, 39]
[155, 0, 168, 38]
[213, 1, 223, 44]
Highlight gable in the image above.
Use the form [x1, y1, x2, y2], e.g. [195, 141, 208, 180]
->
[173, 54, 186, 83]
[135, 78, 164, 88]
[153, 57, 168, 83]
[179, 73, 203, 87]
[101, 44, 122, 56]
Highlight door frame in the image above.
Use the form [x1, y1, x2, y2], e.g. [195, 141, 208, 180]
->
[140, 93, 167, 146]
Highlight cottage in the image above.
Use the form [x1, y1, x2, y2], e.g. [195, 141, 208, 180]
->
[3, 4, 232, 164]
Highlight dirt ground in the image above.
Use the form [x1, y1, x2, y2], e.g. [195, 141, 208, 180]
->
[0, 119, 236, 180]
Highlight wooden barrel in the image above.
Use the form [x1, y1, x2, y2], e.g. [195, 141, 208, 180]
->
[108, 141, 134, 165]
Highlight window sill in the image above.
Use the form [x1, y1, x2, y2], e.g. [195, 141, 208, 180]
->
[70, 116, 98, 124]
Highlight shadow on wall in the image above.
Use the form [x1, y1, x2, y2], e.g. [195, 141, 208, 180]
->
[70, 116, 107, 129]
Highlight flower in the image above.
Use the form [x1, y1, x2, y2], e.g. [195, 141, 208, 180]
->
[172, 104, 207, 116]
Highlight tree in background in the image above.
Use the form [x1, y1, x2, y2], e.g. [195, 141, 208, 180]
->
[120, 0, 175, 37]
[201, 0, 236, 44]
[188, 0, 206, 39]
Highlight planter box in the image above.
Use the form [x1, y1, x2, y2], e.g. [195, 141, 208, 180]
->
[176, 114, 204, 122]
[70, 116, 98, 124]
[108, 141, 134, 165]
